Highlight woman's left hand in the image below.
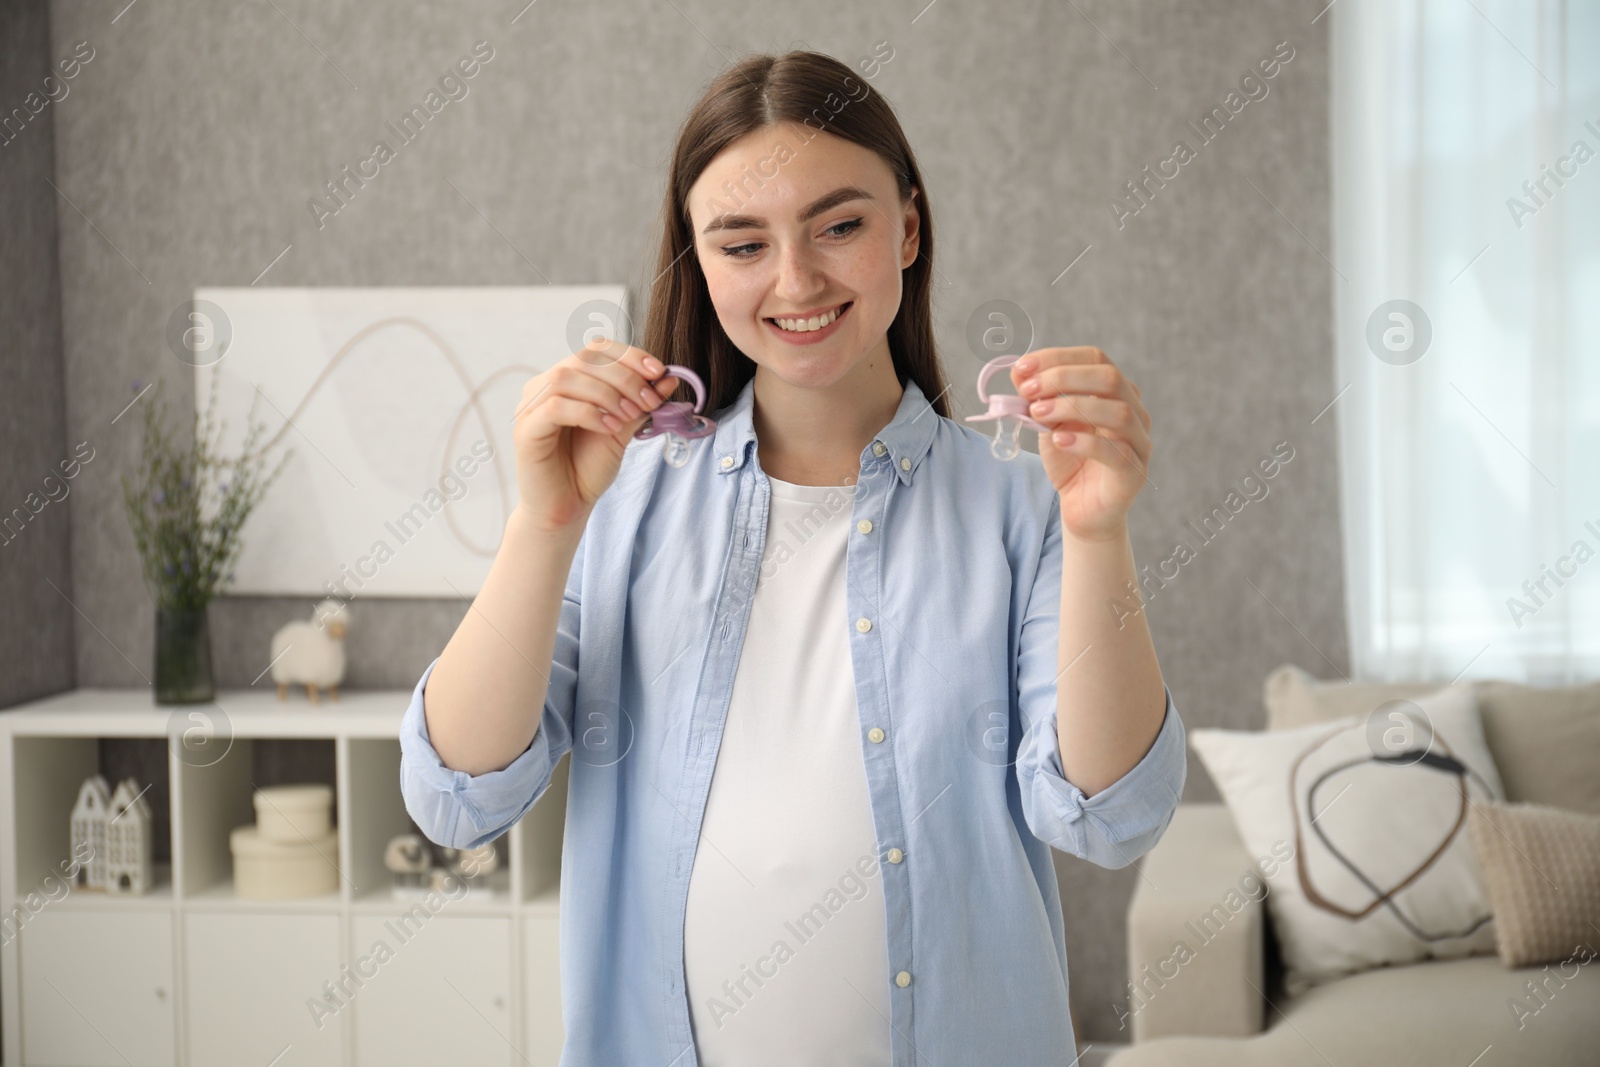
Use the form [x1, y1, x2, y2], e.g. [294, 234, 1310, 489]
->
[1011, 346, 1153, 543]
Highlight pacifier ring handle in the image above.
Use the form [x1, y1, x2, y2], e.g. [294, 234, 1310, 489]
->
[976, 354, 1023, 404]
[657, 365, 706, 413]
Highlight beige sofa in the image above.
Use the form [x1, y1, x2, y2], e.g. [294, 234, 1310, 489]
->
[1108, 667, 1600, 1066]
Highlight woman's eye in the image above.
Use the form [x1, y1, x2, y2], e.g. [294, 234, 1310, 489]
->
[719, 219, 861, 259]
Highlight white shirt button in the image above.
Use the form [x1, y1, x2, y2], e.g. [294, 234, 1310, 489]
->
[887, 847, 904, 864]
[895, 971, 912, 987]
[855, 617, 872, 633]
[856, 519, 873, 534]
[872, 442, 887, 456]
[719, 455, 734, 469]
[899, 457, 912, 471]
[868, 727, 885, 743]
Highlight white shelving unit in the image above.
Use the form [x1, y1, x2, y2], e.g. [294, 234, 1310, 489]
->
[0, 687, 568, 1067]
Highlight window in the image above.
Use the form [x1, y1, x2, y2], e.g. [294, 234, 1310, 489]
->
[1331, 0, 1599, 682]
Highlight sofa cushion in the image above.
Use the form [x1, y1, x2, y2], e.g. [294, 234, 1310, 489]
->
[1475, 680, 1600, 815]
[1263, 665, 1600, 815]
[1106, 954, 1600, 1067]
[1191, 684, 1505, 995]
[1468, 800, 1600, 967]
[1263, 664, 1439, 730]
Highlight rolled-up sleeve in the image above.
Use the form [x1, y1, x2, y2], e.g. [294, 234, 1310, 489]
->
[1014, 504, 1188, 869]
[398, 530, 584, 850]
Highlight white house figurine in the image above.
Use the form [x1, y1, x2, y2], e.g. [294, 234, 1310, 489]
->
[270, 598, 352, 703]
[70, 774, 112, 889]
[106, 777, 153, 894]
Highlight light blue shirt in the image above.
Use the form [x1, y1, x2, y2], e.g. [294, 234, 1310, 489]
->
[399, 374, 1187, 1065]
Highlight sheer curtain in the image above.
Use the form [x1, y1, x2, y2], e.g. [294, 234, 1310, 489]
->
[1331, 0, 1593, 684]
[1331, 0, 1600, 685]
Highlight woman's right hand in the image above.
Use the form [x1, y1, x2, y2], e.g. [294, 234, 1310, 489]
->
[511, 339, 683, 534]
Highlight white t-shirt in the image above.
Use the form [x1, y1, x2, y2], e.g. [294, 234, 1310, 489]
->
[684, 473, 891, 1066]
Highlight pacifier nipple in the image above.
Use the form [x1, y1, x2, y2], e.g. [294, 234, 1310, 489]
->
[662, 433, 691, 468]
[990, 419, 1023, 461]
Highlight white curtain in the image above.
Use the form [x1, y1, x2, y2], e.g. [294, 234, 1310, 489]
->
[1331, 0, 1600, 685]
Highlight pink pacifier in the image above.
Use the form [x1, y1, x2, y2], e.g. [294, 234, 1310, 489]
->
[966, 355, 1048, 460]
[633, 365, 717, 467]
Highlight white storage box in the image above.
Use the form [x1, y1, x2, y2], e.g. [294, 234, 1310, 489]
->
[252, 783, 333, 843]
[229, 825, 340, 899]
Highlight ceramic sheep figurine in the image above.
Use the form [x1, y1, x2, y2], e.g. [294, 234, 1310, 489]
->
[443, 842, 500, 881]
[270, 598, 351, 703]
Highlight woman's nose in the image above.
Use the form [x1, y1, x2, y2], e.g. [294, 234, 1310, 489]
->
[771, 241, 827, 298]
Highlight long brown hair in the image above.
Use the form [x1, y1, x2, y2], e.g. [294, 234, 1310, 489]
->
[640, 50, 951, 419]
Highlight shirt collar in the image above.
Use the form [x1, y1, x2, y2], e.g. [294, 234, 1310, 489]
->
[709, 374, 939, 487]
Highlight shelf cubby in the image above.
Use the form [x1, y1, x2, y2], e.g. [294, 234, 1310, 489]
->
[344, 735, 516, 911]
[175, 734, 343, 907]
[12, 733, 174, 909]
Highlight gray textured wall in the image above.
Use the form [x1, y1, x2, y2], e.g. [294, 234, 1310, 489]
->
[33, 0, 1341, 1042]
[2, 9, 73, 1056]
[1, 0, 76, 709]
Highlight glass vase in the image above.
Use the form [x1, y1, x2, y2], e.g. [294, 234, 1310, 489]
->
[155, 605, 215, 705]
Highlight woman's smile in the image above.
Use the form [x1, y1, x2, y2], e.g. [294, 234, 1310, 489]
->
[764, 300, 854, 344]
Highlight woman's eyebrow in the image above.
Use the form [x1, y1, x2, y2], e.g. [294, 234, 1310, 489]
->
[700, 185, 876, 235]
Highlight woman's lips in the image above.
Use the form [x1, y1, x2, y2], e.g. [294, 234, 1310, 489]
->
[764, 301, 852, 345]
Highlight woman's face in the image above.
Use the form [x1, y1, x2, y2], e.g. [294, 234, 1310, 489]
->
[686, 121, 920, 391]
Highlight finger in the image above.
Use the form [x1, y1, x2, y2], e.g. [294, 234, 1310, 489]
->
[575, 338, 677, 418]
[1025, 364, 1151, 432]
[622, 365, 686, 432]
[613, 371, 684, 436]
[1010, 345, 1107, 389]
[540, 363, 640, 423]
[1030, 396, 1145, 454]
[517, 374, 638, 444]
[1057, 421, 1151, 477]
[1033, 395, 1151, 466]
[537, 394, 622, 438]
[1049, 424, 1151, 480]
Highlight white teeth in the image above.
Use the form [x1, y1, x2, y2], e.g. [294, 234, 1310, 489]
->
[771, 304, 844, 332]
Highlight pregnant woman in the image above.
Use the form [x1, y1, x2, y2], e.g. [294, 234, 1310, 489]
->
[400, 48, 1186, 1067]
